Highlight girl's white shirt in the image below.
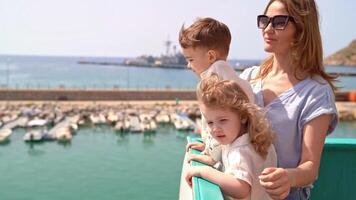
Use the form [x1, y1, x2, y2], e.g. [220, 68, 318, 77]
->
[221, 133, 277, 200]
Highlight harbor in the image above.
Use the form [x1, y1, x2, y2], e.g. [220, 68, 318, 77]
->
[0, 55, 355, 200]
[1, 100, 355, 144]
[0, 101, 201, 144]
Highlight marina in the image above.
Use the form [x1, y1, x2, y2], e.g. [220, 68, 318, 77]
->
[0, 101, 201, 144]
[0, 56, 355, 199]
[1, 101, 355, 144]
[0, 124, 192, 200]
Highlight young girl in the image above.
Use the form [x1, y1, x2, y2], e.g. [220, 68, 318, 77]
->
[185, 73, 277, 200]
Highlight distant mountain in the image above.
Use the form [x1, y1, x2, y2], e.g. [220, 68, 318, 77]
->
[324, 40, 356, 66]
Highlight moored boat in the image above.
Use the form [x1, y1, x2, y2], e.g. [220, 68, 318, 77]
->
[0, 128, 12, 143]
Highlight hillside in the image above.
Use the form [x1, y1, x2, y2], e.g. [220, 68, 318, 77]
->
[324, 40, 356, 66]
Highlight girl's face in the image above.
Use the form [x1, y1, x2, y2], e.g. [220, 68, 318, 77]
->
[262, 1, 296, 55]
[200, 104, 243, 145]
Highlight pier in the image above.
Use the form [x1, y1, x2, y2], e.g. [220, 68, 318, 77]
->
[0, 89, 355, 102]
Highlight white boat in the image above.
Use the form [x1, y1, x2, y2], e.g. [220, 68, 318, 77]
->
[0, 128, 12, 142]
[17, 117, 29, 128]
[55, 127, 72, 141]
[140, 119, 157, 132]
[150, 120, 157, 131]
[27, 119, 48, 127]
[123, 117, 130, 131]
[90, 113, 107, 125]
[174, 119, 189, 130]
[107, 111, 119, 124]
[2, 116, 29, 129]
[68, 115, 80, 132]
[128, 115, 142, 132]
[114, 120, 124, 131]
[23, 130, 43, 142]
[1, 114, 18, 124]
[139, 114, 157, 132]
[155, 113, 170, 123]
[173, 114, 195, 131]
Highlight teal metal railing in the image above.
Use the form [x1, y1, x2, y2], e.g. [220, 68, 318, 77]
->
[187, 136, 224, 200]
[187, 137, 356, 200]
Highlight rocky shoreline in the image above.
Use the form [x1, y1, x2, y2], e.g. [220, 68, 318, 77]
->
[324, 40, 356, 66]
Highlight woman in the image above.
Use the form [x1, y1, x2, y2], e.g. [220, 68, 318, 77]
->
[240, 0, 338, 199]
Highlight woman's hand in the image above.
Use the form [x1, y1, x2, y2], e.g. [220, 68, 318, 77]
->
[187, 154, 216, 166]
[186, 142, 205, 152]
[259, 167, 293, 200]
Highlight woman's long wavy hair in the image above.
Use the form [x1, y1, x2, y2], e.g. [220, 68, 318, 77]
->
[257, 0, 337, 91]
[197, 74, 274, 159]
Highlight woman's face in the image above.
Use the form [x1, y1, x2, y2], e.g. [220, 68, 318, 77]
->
[262, 1, 297, 55]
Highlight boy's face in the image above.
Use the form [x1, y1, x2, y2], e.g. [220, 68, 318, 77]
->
[200, 104, 242, 145]
[182, 47, 211, 76]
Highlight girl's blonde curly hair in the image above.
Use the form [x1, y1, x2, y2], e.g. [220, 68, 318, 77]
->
[197, 73, 274, 159]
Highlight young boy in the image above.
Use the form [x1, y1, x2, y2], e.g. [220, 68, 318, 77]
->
[178, 17, 256, 200]
[179, 17, 254, 102]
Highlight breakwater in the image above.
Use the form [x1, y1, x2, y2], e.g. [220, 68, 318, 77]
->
[0, 89, 197, 101]
[0, 89, 355, 102]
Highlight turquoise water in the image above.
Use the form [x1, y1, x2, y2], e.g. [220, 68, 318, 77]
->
[0, 123, 354, 200]
[0, 55, 355, 199]
[0, 55, 355, 90]
[329, 121, 356, 138]
[0, 55, 198, 90]
[0, 125, 194, 200]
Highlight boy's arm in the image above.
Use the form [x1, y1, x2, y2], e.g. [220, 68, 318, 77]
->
[187, 166, 251, 199]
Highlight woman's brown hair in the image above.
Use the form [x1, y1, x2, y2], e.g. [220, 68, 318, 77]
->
[258, 0, 337, 91]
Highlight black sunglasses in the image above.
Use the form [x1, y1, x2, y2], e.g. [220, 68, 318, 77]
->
[257, 15, 295, 30]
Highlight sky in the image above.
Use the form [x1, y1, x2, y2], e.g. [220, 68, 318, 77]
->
[0, 0, 355, 59]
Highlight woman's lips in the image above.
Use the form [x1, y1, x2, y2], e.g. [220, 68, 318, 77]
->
[264, 38, 276, 43]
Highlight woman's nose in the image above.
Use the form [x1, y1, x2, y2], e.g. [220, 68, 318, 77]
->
[264, 22, 274, 33]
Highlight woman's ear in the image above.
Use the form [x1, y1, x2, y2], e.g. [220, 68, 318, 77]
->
[207, 50, 217, 64]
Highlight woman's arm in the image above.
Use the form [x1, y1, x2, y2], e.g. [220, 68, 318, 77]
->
[185, 165, 251, 199]
[259, 114, 332, 199]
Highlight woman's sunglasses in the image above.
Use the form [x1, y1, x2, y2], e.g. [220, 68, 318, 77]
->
[257, 15, 295, 30]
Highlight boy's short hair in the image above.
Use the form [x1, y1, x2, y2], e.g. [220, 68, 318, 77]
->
[179, 17, 231, 58]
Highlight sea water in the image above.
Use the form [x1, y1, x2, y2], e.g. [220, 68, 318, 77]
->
[0, 55, 355, 90]
[0, 125, 194, 199]
[0, 55, 355, 199]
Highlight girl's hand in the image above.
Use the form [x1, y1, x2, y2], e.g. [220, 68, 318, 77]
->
[186, 142, 205, 152]
[185, 166, 210, 187]
[187, 154, 216, 166]
[259, 167, 293, 200]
